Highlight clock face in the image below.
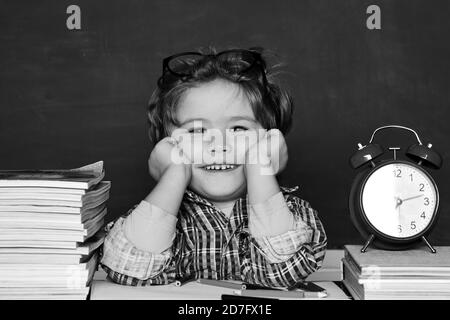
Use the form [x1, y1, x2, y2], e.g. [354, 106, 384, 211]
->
[361, 162, 438, 239]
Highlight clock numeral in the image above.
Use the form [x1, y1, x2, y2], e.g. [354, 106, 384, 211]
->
[424, 197, 430, 206]
[421, 212, 426, 219]
[398, 225, 402, 233]
[409, 173, 413, 182]
[394, 169, 401, 178]
[410, 221, 416, 230]
[419, 183, 425, 192]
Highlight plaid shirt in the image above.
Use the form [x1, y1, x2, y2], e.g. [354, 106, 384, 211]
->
[100, 186, 327, 288]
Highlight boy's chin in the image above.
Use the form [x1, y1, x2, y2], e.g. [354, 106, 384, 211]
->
[189, 181, 246, 202]
[188, 165, 247, 201]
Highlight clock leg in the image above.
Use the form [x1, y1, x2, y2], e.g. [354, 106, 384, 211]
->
[361, 234, 375, 253]
[421, 236, 437, 254]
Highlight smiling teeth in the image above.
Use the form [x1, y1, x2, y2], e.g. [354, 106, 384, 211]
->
[204, 164, 235, 170]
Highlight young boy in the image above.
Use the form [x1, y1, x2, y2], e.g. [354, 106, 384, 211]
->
[100, 48, 327, 288]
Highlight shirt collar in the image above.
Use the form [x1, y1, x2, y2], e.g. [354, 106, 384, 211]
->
[279, 185, 299, 194]
[183, 188, 215, 207]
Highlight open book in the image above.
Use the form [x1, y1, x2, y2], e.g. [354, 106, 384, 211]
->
[0, 252, 99, 288]
[0, 181, 111, 207]
[0, 229, 105, 256]
[0, 161, 104, 189]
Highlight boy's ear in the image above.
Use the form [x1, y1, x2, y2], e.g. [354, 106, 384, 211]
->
[266, 128, 281, 137]
[255, 128, 268, 141]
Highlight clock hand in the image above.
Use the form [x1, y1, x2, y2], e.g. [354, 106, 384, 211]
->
[395, 196, 403, 209]
[395, 198, 402, 235]
[395, 195, 422, 209]
[401, 194, 423, 202]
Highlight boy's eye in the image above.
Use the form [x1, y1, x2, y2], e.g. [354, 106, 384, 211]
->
[230, 126, 248, 132]
[188, 127, 207, 134]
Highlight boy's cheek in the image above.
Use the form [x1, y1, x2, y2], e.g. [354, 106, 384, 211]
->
[175, 134, 202, 163]
[228, 134, 257, 164]
[173, 131, 263, 165]
[173, 135, 213, 164]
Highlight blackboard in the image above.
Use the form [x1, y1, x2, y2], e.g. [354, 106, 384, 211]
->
[0, 0, 449, 249]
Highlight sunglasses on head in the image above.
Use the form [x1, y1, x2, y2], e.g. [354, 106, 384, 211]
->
[157, 48, 268, 89]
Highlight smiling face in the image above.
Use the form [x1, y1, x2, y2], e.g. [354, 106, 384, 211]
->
[171, 78, 263, 202]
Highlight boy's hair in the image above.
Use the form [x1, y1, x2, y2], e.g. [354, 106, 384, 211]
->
[147, 47, 294, 144]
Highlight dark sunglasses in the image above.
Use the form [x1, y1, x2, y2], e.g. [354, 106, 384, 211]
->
[157, 48, 268, 89]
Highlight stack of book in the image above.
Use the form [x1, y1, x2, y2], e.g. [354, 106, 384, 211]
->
[0, 161, 110, 300]
[342, 244, 450, 300]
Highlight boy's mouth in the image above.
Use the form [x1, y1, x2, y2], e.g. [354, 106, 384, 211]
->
[201, 164, 239, 172]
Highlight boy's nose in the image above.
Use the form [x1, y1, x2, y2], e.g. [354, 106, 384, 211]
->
[207, 143, 232, 154]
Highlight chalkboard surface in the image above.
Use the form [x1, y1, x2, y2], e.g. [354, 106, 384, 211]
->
[0, 0, 449, 248]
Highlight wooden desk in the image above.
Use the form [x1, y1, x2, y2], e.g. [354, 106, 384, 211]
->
[90, 277, 349, 300]
[89, 249, 349, 300]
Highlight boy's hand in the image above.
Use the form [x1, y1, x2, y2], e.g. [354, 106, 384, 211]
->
[245, 129, 288, 175]
[148, 136, 192, 185]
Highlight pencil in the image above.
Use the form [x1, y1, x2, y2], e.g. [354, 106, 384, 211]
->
[242, 283, 285, 291]
[221, 294, 277, 301]
[174, 275, 195, 287]
[242, 282, 327, 298]
[196, 278, 245, 290]
[235, 288, 327, 299]
[289, 281, 328, 298]
[234, 289, 306, 299]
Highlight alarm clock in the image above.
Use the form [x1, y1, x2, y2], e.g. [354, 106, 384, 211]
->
[349, 125, 442, 253]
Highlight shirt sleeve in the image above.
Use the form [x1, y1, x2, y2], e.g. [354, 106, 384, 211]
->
[124, 200, 177, 253]
[240, 192, 327, 288]
[248, 191, 295, 237]
[99, 204, 181, 285]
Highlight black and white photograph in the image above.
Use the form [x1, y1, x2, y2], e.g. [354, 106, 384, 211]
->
[0, 0, 449, 311]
